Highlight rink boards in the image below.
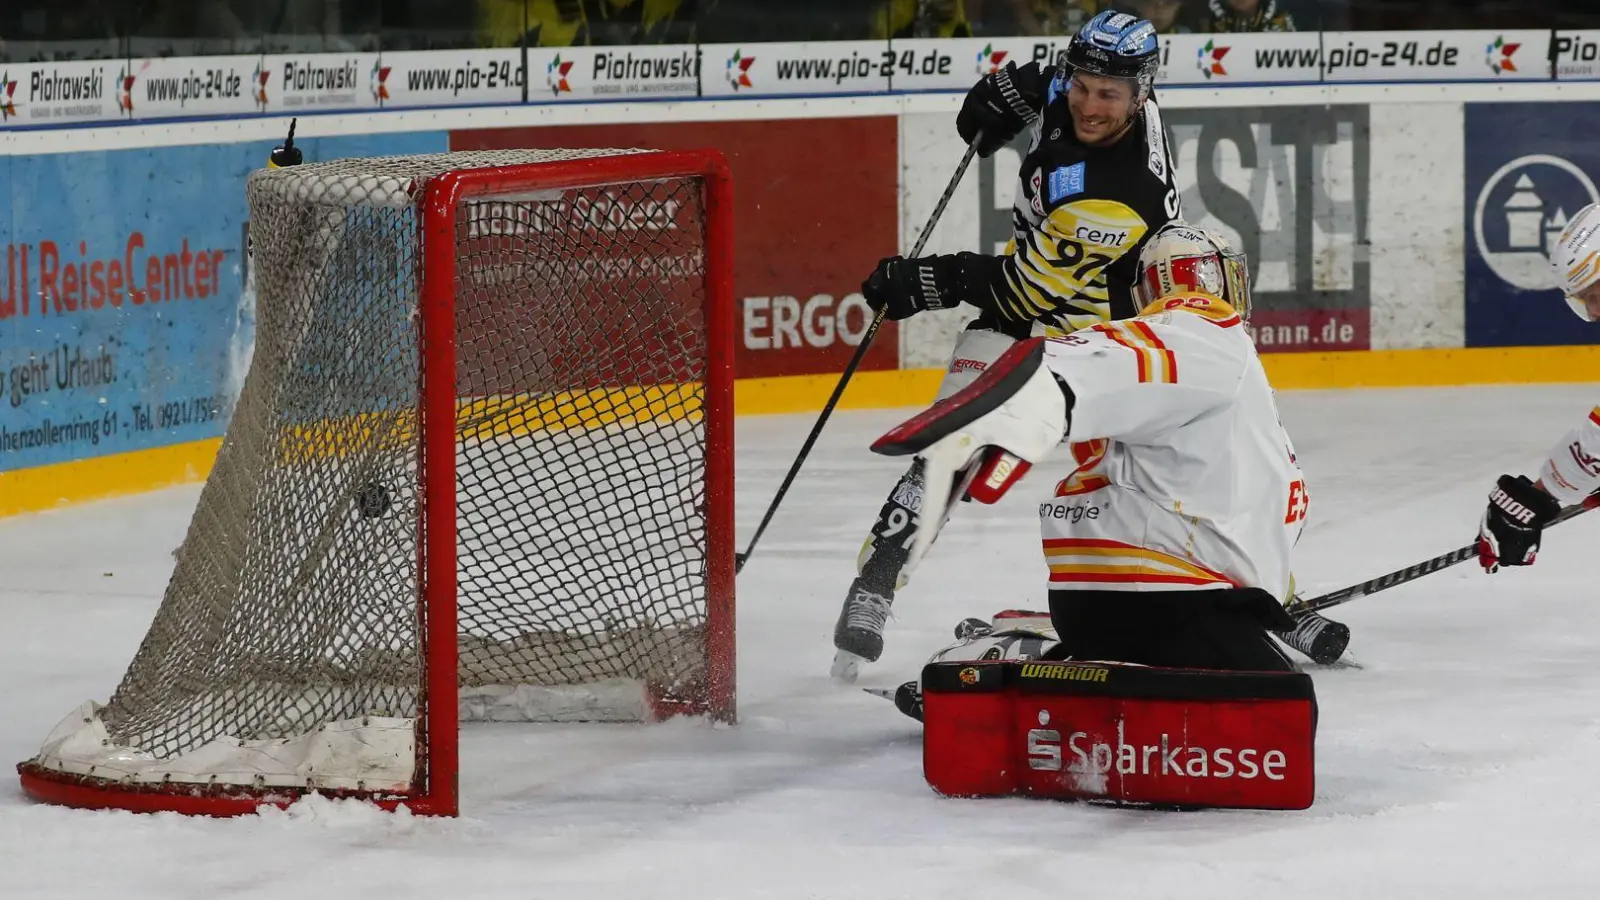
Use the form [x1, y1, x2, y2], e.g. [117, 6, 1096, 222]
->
[3, 82, 1600, 514]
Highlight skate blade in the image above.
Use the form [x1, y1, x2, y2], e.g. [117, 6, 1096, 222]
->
[831, 649, 868, 683]
[861, 686, 898, 701]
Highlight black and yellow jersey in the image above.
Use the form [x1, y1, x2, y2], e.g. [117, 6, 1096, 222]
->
[960, 65, 1179, 337]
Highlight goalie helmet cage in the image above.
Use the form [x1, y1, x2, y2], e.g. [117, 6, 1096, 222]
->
[16, 148, 736, 818]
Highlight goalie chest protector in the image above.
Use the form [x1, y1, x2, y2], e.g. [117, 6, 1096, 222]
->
[921, 660, 1316, 810]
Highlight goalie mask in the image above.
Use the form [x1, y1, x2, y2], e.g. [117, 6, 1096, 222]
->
[1550, 201, 1600, 322]
[1132, 221, 1252, 320]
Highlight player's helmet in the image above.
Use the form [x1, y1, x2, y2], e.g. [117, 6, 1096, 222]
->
[1063, 10, 1162, 98]
[1133, 221, 1252, 319]
[1549, 201, 1600, 322]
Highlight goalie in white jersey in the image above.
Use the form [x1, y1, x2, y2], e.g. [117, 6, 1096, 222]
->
[871, 221, 1303, 672]
[1476, 202, 1600, 573]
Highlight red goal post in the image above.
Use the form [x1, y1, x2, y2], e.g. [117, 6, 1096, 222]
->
[17, 148, 736, 818]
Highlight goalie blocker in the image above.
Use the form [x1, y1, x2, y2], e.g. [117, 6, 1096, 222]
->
[921, 659, 1316, 810]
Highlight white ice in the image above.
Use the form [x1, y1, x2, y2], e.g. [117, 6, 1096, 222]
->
[3, 383, 1600, 899]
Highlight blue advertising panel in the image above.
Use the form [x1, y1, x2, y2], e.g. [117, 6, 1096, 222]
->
[0, 131, 446, 473]
[1465, 102, 1600, 347]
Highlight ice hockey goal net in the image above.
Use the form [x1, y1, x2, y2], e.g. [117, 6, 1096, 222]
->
[16, 148, 736, 817]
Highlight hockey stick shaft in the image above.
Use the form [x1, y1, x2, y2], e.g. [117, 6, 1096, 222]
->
[736, 138, 983, 573]
[1294, 501, 1593, 616]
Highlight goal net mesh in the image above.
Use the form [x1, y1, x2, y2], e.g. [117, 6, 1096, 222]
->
[21, 149, 724, 794]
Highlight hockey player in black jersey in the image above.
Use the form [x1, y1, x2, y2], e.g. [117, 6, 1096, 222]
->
[832, 9, 1180, 682]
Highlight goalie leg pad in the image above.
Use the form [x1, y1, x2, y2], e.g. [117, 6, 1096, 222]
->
[1049, 587, 1298, 673]
[933, 326, 1022, 402]
[920, 660, 1316, 810]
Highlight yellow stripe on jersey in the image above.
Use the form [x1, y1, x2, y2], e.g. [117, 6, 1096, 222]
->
[1042, 539, 1231, 582]
[1092, 322, 1151, 382]
[1045, 564, 1231, 588]
[1089, 320, 1177, 384]
[1000, 197, 1149, 326]
[1128, 320, 1178, 384]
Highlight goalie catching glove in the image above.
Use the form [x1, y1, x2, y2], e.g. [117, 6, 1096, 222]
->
[870, 338, 1071, 575]
[1477, 474, 1561, 573]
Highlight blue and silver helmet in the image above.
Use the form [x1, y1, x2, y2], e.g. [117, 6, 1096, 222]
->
[1064, 10, 1161, 94]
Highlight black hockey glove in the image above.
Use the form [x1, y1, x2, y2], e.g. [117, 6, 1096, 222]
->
[862, 255, 964, 321]
[1477, 474, 1561, 573]
[956, 62, 1046, 157]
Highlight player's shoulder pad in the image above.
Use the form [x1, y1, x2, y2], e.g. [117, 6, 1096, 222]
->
[1137, 291, 1244, 328]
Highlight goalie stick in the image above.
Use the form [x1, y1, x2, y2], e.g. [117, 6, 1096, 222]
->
[1294, 500, 1594, 617]
[735, 136, 984, 574]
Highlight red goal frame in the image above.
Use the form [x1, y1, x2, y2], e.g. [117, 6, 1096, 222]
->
[17, 149, 737, 818]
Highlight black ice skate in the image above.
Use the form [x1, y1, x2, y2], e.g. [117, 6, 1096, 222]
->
[830, 580, 895, 682]
[1275, 609, 1351, 666]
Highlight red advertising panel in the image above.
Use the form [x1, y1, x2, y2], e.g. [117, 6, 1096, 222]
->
[452, 118, 900, 378]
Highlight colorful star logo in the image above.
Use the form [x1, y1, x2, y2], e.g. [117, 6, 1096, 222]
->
[1487, 35, 1521, 75]
[547, 55, 574, 95]
[253, 63, 271, 109]
[0, 73, 16, 120]
[372, 62, 391, 102]
[117, 67, 136, 113]
[1197, 40, 1230, 79]
[726, 50, 755, 90]
[976, 44, 1008, 77]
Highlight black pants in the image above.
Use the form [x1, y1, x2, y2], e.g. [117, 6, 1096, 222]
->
[1047, 587, 1298, 673]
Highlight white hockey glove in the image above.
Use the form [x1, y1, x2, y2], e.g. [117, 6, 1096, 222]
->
[869, 338, 1070, 576]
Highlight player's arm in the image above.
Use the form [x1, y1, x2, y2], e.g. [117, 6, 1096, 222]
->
[860, 198, 1150, 328]
[866, 308, 1246, 581]
[1536, 407, 1600, 506]
[1478, 406, 1600, 572]
[1042, 307, 1246, 445]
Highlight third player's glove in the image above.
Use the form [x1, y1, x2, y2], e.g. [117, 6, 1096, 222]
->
[862, 255, 964, 321]
[957, 62, 1046, 157]
[1477, 474, 1561, 573]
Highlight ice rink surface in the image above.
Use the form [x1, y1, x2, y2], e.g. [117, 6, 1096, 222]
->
[4, 383, 1600, 899]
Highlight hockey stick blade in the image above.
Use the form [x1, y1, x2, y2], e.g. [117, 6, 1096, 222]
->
[734, 137, 983, 575]
[1298, 500, 1593, 616]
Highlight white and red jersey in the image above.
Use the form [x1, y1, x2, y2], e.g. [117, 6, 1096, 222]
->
[1036, 291, 1306, 602]
[1538, 406, 1600, 506]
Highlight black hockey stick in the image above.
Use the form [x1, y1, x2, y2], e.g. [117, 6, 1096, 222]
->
[1294, 501, 1594, 616]
[735, 137, 983, 574]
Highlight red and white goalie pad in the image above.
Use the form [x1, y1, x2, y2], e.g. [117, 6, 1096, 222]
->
[921, 660, 1316, 810]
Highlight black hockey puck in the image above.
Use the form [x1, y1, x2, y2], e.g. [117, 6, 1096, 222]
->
[354, 482, 392, 518]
